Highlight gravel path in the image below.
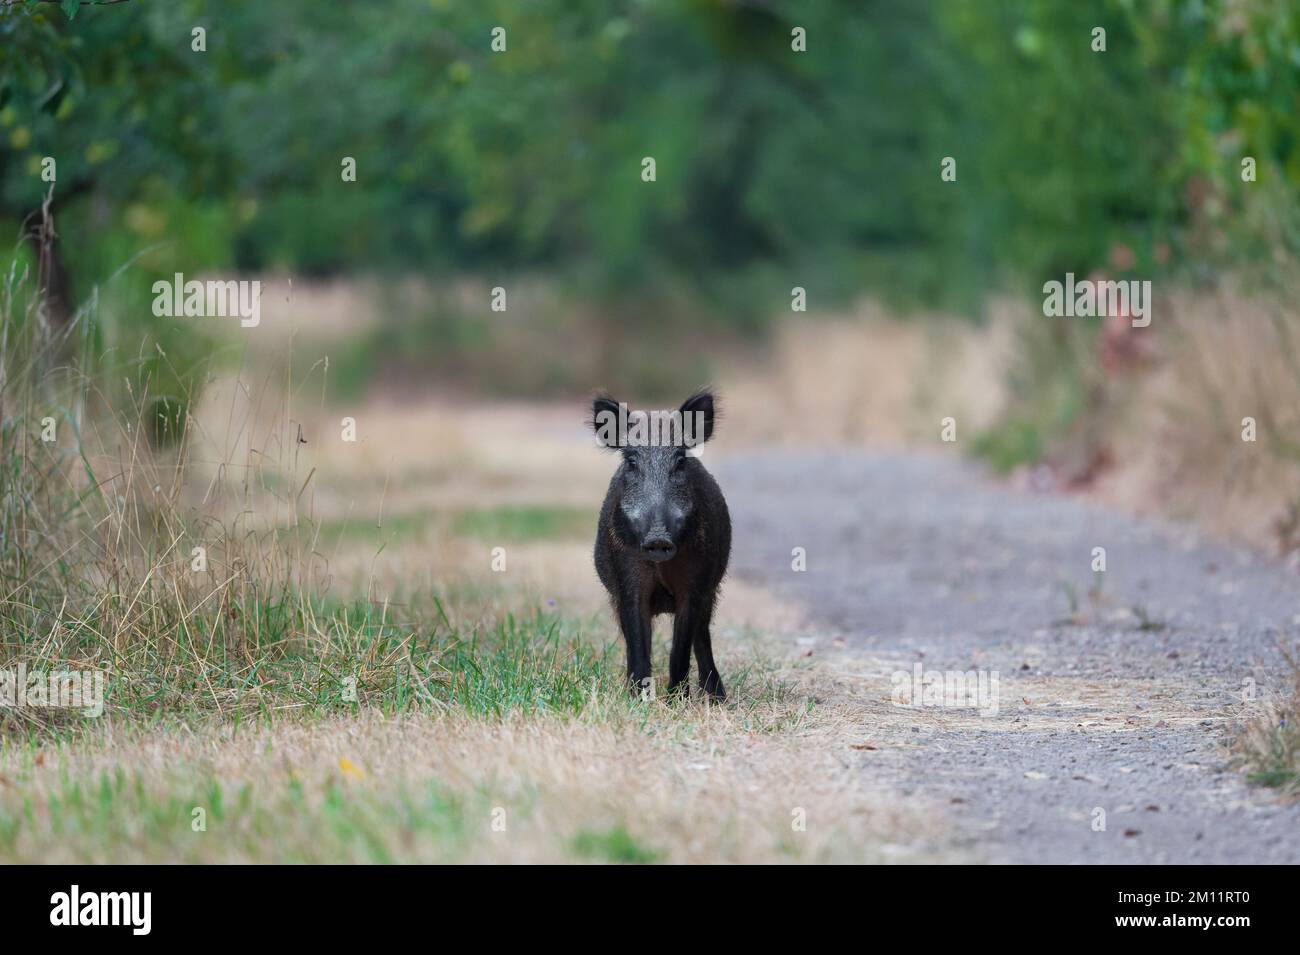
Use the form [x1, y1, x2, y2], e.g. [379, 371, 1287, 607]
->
[716, 449, 1300, 864]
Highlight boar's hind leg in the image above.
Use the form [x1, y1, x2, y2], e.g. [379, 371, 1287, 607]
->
[667, 599, 694, 698]
[690, 594, 725, 702]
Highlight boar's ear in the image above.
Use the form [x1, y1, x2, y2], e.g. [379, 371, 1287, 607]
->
[591, 393, 623, 448]
[679, 389, 718, 446]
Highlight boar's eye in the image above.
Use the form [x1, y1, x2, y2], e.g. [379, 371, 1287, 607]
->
[671, 455, 686, 475]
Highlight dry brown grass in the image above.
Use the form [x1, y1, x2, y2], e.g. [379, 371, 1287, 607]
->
[719, 300, 1017, 449]
[1095, 283, 1300, 552]
[1, 679, 957, 863]
[2, 590, 967, 863]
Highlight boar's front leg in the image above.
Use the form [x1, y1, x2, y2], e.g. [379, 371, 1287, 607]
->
[616, 589, 653, 697]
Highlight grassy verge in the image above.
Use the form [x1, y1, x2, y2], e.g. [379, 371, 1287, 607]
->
[0, 262, 953, 863]
[0, 622, 838, 862]
[1236, 647, 1300, 796]
[0, 669, 886, 864]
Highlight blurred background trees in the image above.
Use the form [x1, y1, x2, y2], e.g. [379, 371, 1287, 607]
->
[1, 0, 1297, 399]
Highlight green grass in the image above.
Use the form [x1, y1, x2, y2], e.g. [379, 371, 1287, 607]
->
[278, 505, 592, 549]
[1247, 764, 1296, 789]
[453, 505, 593, 542]
[971, 418, 1044, 474]
[294, 509, 441, 544]
[970, 318, 1097, 475]
[4, 588, 810, 744]
[570, 825, 662, 864]
[1243, 720, 1298, 792]
[0, 762, 491, 863]
[1, 605, 626, 742]
[1236, 648, 1300, 795]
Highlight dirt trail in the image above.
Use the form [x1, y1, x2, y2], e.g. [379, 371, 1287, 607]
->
[716, 449, 1300, 863]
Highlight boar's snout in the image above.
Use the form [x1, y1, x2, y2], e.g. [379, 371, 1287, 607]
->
[640, 535, 677, 562]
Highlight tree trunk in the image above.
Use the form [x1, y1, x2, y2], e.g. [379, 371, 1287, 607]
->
[22, 181, 94, 335]
[27, 189, 78, 332]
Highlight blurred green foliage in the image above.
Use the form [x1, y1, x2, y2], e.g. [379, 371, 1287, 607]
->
[1, 0, 1297, 346]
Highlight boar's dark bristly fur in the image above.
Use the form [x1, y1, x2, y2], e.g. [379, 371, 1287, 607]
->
[591, 390, 731, 700]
